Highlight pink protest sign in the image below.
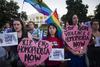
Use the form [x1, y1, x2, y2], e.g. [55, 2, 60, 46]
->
[17, 38, 52, 66]
[63, 25, 92, 52]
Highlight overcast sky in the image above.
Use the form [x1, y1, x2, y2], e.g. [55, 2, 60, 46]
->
[10, 0, 100, 17]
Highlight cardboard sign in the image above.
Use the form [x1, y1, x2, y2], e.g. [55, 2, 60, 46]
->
[63, 25, 92, 52]
[17, 38, 52, 66]
[0, 34, 4, 45]
[0, 32, 18, 46]
[95, 37, 100, 47]
[49, 48, 64, 61]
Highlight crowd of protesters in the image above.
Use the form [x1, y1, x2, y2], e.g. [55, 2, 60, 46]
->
[0, 14, 100, 67]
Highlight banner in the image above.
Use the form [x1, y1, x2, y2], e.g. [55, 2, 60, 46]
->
[95, 37, 100, 47]
[63, 25, 92, 52]
[24, 0, 52, 16]
[17, 38, 52, 66]
[49, 48, 64, 61]
[0, 32, 18, 46]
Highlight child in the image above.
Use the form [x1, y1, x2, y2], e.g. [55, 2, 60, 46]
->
[44, 23, 63, 67]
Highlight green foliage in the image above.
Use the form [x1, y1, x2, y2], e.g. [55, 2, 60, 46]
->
[0, 0, 27, 28]
[20, 11, 27, 21]
[95, 3, 100, 20]
[61, 0, 88, 25]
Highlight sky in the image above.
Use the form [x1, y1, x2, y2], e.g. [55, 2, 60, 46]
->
[10, 0, 100, 17]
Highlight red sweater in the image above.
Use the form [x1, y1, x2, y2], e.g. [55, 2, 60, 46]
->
[45, 37, 63, 66]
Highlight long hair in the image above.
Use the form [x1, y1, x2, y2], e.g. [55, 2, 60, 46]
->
[47, 23, 59, 38]
[12, 18, 26, 33]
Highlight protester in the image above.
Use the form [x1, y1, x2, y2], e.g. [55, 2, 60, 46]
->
[87, 19, 100, 67]
[64, 14, 88, 67]
[3, 22, 12, 33]
[44, 23, 63, 67]
[0, 46, 10, 67]
[9, 18, 32, 67]
[0, 22, 12, 67]
[27, 21, 42, 43]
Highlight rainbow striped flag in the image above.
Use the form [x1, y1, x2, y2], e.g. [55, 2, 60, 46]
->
[45, 10, 62, 38]
[24, 0, 52, 16]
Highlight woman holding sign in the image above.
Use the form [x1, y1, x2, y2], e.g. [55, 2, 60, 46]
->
[10, 18, 32, 67]
[44, 23, 63, 67]
[87, 19, 100, 67]
[64, 14, 88, 67]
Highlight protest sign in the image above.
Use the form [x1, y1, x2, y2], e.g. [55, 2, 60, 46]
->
[95, 37, 100, 47]
[17, 38, 52, 66]
[63, 25, 92, 52]
[49, 48, 64, 61]
[0, 32, 18, 46]
[84, 21, 91, 27]
[0, 34, 4, 45]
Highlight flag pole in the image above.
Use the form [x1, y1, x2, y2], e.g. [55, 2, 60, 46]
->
[21, 0, 25, 11]
[20, 0, 25, 20]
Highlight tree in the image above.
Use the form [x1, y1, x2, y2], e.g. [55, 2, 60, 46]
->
[20, 11, 27, 21]
[87, 15, 94, 20]
[61, 0, 88, 25]
[0, 0, 27, 28]
[95, 3, 100, 19]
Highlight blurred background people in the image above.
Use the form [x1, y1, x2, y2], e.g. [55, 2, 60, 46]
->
[3, 22, 12, 33]
[87, 19, 100, 67]
[27, 21, 42, 43]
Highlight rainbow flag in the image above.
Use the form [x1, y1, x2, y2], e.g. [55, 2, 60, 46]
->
[53, 9, 59, 20]
[24, 0, 52, 16]
[45, 10, 62, 38]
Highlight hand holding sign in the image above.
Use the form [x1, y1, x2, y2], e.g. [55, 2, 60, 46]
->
[17, 38, 52, 67]
[63, 25, 92, 53]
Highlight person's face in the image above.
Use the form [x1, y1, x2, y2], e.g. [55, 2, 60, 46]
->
[66, 22, 69, 27]
[92, 21, 99, 30]
[49, 25, 57, 36]
[13, 21, 22, 32]
[72, 15, 78, 25]
[28, 23, 34, 30]
[5, 23, 10, 28]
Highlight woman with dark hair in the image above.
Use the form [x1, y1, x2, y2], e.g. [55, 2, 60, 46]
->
[47, 24, 58, 38]
[10, 18, 32, 67]
[64, 14, 88, 67]
[44, 23, 63, 67]
[87, 19, 100, 67]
